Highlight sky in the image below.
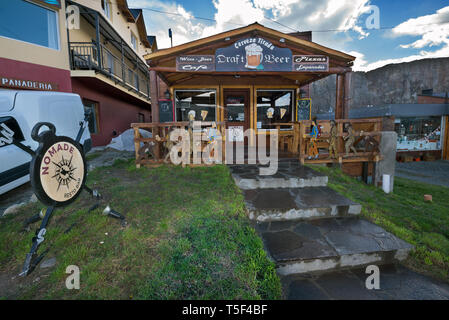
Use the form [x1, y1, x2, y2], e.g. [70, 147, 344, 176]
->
[128, 0, 449, 72]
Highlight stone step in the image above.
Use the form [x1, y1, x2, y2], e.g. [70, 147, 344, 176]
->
[244, 187, 362, 222]
[229, 163, 328, 190]
[256, 218, 413, 276]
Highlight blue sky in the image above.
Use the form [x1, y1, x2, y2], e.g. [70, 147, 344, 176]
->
[129, 0, 449, 71]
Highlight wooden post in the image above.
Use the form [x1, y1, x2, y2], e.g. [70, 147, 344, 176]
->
[335, 73, 345, 120]
[133, 127, 141, 168]
[343, 72, 351, 119]
[149, 70, 160, 158]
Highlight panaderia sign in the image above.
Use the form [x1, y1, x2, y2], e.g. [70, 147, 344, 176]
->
[0, 76, 58, 91]
[175, 37, 329, 72]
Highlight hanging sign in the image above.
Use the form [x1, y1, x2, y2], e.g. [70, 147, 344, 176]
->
[293, 55, 329, 72]
[215, 37, 292, 72]
[176, 55, 215, 72]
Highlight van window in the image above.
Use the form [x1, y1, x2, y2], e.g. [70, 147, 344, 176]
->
[83, 100, 99, 134]
[0, 0, 59, 50]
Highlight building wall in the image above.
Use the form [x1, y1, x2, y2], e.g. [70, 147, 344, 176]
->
[0, 57, 72, 92]
[71, 0, 152, 61]
[0, 0, 69, 71]
[72, 78, 151, 146]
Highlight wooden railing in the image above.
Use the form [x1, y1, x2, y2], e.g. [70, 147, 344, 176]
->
[131, 121, 226, 167]
[299, 119, 382, 164]
[270, 119, 383, 164]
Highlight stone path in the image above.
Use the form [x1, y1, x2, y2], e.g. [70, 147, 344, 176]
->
[395, 160, 449, 188]
[228, 161, 449, 300]
[283, 264, 449, 300]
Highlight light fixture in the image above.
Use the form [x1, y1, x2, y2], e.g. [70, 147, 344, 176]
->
[279, 38, 285, 43]
[225, 37, 231, 41]
[164, 89, 171, 99]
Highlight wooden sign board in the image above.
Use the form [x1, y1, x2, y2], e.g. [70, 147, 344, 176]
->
[293, 55, 329, 72]
[296, 98, 312, 121]
[159, 99, 175, 122]
[176, 55, 215, 72]
[216, 37, 292, 72]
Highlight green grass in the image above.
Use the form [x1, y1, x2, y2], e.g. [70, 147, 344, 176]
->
[0, 160, 281, 300]
[310, 164, 449, 282]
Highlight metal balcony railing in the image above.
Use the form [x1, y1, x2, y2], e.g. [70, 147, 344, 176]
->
[69, 42, 150, 99]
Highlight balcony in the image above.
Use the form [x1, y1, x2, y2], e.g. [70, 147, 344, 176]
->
[69, 42, 150, 99]
[67, 0, 150, 101]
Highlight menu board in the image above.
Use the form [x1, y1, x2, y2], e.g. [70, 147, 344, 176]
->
[296, 98, 312, 121]
[159, 99, 174, 123]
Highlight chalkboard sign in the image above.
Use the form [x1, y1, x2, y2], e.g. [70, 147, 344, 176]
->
[296, 98, 312, 121]
[159, 99, 174, 123]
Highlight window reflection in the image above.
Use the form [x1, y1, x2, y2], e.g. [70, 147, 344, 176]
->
[175, 90, 216, 121]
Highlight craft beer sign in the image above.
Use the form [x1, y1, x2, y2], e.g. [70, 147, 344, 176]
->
[175, 37, 329, 73]
[216, 37, 292, 72]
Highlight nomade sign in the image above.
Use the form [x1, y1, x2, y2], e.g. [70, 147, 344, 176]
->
[175, 37, 328, 72]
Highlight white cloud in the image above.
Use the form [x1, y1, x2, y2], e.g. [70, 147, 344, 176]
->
[129, 0, 374, 51]
[354, 6, 449, 72]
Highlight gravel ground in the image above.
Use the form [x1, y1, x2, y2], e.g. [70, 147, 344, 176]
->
[395, 160, 449, 188]
[0, 148, 135, 216]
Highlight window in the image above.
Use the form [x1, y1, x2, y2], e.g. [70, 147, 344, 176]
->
[256, 90, 294, 130]
[101, 0, 111, 19]
[395, 116, 443, 151]
[138, 113, 145, 123]
[0, 0, 59, 50]
[134, 73, 139, 91]
[83, 100, 99, 134]
[175, 90, 217, 121]
[131, 32, 137, 50]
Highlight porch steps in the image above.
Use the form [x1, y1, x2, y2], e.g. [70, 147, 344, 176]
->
[229, 161, 413, 276]
[256, 218, 413, 276]
[229, 163, 328, 190]
[243, 187, 362, 222]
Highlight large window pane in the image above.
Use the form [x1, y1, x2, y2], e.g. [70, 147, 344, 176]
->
[256, 90, 294, 130]
[175, 90, 216, 121]
[0, 0, 59, 50]
[396, 116, 442, 151]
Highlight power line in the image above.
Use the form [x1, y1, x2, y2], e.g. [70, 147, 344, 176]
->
[140, 7, 449, 34]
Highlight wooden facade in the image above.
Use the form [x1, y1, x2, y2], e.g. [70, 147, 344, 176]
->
[134, 23, 382, 178]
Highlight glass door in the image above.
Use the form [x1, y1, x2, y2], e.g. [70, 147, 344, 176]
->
[224, 90, 250, 144]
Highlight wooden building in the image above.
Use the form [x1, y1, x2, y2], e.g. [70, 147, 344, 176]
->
[135, 23, 383, 181]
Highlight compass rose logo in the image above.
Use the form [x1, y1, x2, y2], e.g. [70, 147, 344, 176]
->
[39, 141, 85, 203]
[52, 155, 77, 191]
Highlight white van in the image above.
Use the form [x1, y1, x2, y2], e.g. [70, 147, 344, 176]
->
[0, 90, 91, 195]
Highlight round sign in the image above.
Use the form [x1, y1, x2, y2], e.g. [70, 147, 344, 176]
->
[30, 127, 87, 207]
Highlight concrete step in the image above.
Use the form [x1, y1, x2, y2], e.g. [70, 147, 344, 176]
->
[229, 163, 328, 190]
[256, 218, 414, 276]
[244, 187, 362, 222]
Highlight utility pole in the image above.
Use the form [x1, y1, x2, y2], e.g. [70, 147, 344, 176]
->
[169, 28, 173, 47]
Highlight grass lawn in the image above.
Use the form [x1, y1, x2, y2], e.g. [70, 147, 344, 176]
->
[311, 165, 449, 282]
[0, 160, 281, 299]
